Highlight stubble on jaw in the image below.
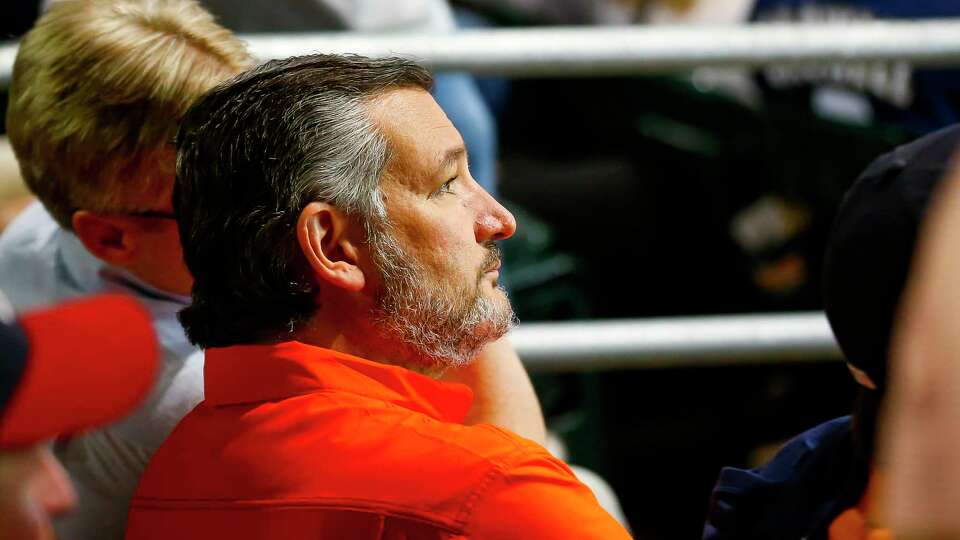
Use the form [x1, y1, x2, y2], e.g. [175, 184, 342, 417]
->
[366, 221, 516, 374]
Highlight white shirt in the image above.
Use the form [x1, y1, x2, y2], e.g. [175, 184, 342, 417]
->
[0, 202, 203, 540]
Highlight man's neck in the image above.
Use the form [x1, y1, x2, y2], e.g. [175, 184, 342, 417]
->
[290, 315, 447, 379]
[124, 265, 192, 297]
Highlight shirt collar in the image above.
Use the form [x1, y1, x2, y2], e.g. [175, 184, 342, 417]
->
[57, 226, 106, 294]
[99, 266, 190, 306]
[55, 221, 190, 310]
[203, 341, 474, 424]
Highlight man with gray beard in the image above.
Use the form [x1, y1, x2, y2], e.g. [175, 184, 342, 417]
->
[124, 54, 630, 539]
[372, 229, 513, 372]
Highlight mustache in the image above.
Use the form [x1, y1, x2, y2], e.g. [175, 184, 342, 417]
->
[481, 242, 502, 272]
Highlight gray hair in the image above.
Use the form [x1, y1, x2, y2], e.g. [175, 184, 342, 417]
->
[174, 54, 433, 348]
[289, 94, 390, 222]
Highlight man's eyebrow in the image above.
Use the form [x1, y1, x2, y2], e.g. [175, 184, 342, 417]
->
[433, 146, 467, 178]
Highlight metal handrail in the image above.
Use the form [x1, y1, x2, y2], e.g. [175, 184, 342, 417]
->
[512, 311, 841, 372]
[242, 21, 960, 75]
[6, 20, 960, 85]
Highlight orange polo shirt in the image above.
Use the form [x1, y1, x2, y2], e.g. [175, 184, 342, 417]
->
[125, 341, 630, 539]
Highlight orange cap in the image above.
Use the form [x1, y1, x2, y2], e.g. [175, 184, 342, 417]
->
[0, 295, 159, 448]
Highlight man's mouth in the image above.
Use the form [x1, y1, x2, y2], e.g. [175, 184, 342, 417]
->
[479, 243, 503, 282]
[481, 242, 503, 274]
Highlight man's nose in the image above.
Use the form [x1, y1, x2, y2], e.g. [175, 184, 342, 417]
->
[475, 192, 516, 242]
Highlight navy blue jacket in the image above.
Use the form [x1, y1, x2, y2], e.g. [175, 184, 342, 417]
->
[703, 417, 868, 540]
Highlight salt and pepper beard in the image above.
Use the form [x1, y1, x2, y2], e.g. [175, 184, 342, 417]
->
[366, 219, 517, 372]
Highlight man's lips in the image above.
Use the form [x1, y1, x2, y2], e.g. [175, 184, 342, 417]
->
[481, 242, 503, 277]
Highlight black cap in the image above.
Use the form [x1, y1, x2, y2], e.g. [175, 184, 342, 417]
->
[823, 124, 960, 390]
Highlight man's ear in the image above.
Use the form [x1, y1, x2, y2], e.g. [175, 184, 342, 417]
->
[297, 202, 365, 292]
[847, 362, 878, 390]
[72, 211, 136, 265]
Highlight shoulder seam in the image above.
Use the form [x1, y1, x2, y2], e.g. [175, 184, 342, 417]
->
[455, 444, 556, 533]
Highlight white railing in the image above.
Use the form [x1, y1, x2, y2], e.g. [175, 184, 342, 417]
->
[243, 21, 960, 75]
[5, 20, 960, 85]
[512, 312, 841, 372]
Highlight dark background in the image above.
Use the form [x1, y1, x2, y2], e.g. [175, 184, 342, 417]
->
[495, 75, 905, 538]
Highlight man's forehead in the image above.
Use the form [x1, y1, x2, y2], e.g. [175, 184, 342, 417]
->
[366, 88, 464, 177]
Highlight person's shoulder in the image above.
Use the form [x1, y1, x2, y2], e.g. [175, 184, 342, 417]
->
[0, 202, 69, 308]
[460, 426, 630, 539]
[793, 415, 853, 448]
[724, 416, 853, 485]
[333, 410, 561, 482]
[131, 402, 572, 533]
[704, 416, 854, 539]
[0, 201, 59, 251]
[0, 201, 107, 308]
[380, 416, 582, 489]
[133, 398, 545, 496]
[430, 421, 550, 462]
[133, 395, 631, 537]
[366, 420, 628, 539]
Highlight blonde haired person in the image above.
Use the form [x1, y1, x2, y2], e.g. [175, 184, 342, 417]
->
[5, 0, 251, 298]
[0, 2, 251, 538]
[0, 2, 547, 538]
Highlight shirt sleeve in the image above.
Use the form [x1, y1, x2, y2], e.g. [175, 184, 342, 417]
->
[465, 447, 633, 539]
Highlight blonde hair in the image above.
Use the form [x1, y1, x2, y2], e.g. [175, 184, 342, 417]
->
[6, 0, 254, 229]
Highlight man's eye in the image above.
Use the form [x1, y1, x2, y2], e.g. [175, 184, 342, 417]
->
[437, 178, 456, 195]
